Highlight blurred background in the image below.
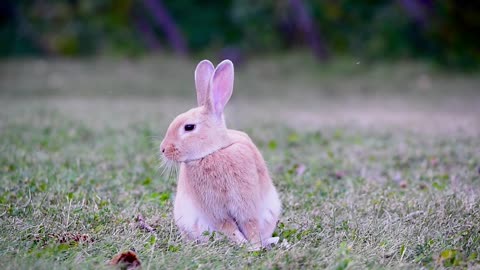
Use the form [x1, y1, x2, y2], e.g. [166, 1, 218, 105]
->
[1, 0, 480, 68]
[0, 0, 479, 134]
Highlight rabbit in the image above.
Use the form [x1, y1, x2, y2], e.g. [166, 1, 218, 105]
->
[160, 59, 281, 249]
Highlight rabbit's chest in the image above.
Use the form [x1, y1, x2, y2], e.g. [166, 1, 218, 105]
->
[183, 146, 259, 210]
[187, 156, 239, 197]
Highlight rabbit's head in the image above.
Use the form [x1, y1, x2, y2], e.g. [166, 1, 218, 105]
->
[160, 60, 235, 162]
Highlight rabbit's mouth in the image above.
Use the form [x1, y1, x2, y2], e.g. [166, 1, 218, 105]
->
[162, 146, 182, 162]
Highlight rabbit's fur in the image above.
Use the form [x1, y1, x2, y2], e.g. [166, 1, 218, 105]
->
[160, 60, 281, 248]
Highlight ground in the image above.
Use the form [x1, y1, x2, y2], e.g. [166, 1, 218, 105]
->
[1, 54, 479, 269]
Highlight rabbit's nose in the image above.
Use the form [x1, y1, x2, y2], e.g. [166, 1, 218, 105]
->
[160, 140, 166, 153]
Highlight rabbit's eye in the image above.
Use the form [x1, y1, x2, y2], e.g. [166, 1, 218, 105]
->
[184, 124, 196, 131]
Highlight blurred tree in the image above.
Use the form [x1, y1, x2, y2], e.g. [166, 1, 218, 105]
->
[134, 13, 162, 51]
[289, 0, 329, 60]
[142, 0, 187, 55]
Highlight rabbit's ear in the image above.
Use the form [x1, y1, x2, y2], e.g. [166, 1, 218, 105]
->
[209, 60, 234, 115]
[194, 60, 214, 106]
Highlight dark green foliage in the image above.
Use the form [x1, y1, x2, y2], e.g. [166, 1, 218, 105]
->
[1, 0, 479, 68]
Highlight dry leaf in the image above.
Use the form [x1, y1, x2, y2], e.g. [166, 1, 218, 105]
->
[331, 171, 344, 180]
[419, 183, 427, 190]
[110, 250, 141, 270]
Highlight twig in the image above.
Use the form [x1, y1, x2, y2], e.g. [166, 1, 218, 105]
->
[136, 214, 155, 233]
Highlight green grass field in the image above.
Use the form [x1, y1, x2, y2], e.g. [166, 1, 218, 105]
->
[1, 55, 479, 269]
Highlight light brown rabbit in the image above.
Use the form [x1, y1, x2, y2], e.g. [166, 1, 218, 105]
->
[160, 59, 281, 249]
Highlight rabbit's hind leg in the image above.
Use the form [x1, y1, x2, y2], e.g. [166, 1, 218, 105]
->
[258, 188, 281, 248]
[216, 218, 248, 244]
[238, 219, 265, 251]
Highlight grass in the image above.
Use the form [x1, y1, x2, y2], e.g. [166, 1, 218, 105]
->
[1, 54, 479, 269]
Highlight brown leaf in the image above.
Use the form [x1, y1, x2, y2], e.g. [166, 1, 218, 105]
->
[419, 183, 428, 190]
[330, 171, 344, 180]
[110, 250, 141, 270]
